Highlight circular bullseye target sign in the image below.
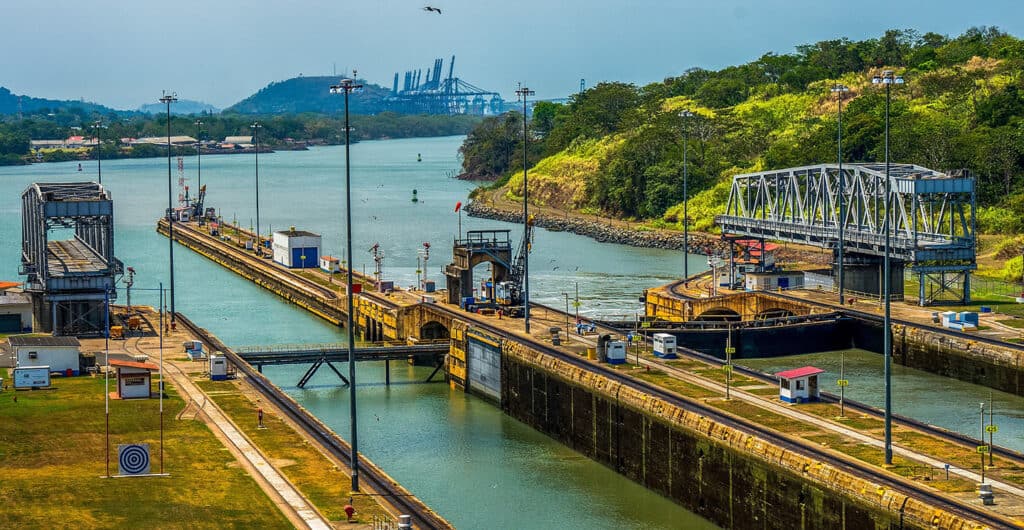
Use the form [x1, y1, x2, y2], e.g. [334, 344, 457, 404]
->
[118, 444, 151, 475]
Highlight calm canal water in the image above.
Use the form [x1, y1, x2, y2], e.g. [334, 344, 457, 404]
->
[0, 136, 714, 529]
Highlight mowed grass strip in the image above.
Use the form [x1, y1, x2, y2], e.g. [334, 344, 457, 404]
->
[196, 379, 392, 524]
[0, 369, 290, 529]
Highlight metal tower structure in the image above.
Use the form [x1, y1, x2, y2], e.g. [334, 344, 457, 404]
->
[387, 56, 504, 115]
[20, 182, 123, 335]
[717, 163, 976, 305]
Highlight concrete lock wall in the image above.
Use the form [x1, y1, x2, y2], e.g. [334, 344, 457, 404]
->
[499, 340, 974, 530]
[892, 323, 1024, 397]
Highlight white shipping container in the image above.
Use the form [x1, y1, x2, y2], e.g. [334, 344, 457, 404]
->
[14, 366, 51, 389]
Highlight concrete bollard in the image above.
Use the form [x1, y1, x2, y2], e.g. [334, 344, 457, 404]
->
[978, 483, 995, 505]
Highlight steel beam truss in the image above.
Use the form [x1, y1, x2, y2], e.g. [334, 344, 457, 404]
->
[20, 182, 123, 335]
[717, 164, 976, 305]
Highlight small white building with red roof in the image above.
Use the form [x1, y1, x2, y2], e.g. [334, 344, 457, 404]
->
[109, 359, 159, 399]
[775, 366, 824, 404]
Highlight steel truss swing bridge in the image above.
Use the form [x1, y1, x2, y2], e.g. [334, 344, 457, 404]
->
[20, 182, 123, 335]
[716, 163, 976, 305]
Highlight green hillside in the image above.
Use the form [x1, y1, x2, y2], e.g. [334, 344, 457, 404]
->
[461, 27, 1024, 275]
[224, 76, 393, 115]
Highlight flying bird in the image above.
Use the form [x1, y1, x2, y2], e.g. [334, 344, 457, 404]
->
[423, 5, 442, 14]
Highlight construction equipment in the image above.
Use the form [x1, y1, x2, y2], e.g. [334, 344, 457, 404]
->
[182, 184, 211, 222]
[495, 216, 534, 317]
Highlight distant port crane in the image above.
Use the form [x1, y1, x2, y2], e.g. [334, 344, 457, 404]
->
[386, 56, 503, 115]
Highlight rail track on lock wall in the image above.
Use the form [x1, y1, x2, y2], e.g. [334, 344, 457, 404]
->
[649, 279, 1024, 466]
[161, 219, 404, 312]
[173, 313, 452, 530]
[435, 302, 1018, 529]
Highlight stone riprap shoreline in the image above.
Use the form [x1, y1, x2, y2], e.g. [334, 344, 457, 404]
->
[464, 201, 728, 256]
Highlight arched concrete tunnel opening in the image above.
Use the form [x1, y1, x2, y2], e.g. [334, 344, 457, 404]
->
[420, 321, 450, 340]
[694, 308, 742, 322]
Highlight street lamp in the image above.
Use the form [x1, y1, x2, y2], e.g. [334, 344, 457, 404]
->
[679, 110, 694, 280]
[92, 120, 107, 184]
[871, 69, 903, 466]
[516, 84, 535, 334]
[159, 91, 178, 324]
[251, 122, 263, 256]
[830, 84, 850, 305]
[329, 74, 363, 492]
[561, 292, 571, 337]
[195, 120, 203, 191]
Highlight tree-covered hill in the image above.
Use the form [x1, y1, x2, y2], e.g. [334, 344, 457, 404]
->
[0, 86, 126, 117]
[224, 76, 393, 115]
[461, 27, 1024, 238]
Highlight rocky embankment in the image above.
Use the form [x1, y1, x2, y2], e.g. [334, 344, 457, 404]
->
[464, 201, 729, 256]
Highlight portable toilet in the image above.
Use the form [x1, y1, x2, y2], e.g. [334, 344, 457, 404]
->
[209, 353, 228, 381]
[652, 333, 677, 359]
[606, 340, 627, 365]
[775, 366, 824, 403]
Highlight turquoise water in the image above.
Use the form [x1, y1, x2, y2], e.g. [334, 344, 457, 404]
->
[0, 137, 715, 529]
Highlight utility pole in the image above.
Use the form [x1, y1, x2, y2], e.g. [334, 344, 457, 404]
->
[988, 391, 995, 466]
[160, 91, 178, 324]
[679, 110, 694, 280]
[724, 324, 734, 400]
[251, 122, 263, 256]
[93, 120, 105, 185]
[330, 74, 364, 492]
[516, 84, 535, 334]
[980, 401, 986, 483]
[872, 70, 903, 466]
[831, 84, 849, 304]
[195, 119, 203, 191]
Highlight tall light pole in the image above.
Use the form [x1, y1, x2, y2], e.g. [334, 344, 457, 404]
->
[92, 120, 106, 184]
[330, 75, 363, 492]
[160, 91, 178, 324]
[831, 84, 849, 304]
[251, 122, 263, 255]
[195, 119, 203, 191]
[679, 109, 694, 280]
[872, 70, 903, 466]
[516, 84, 535, 334]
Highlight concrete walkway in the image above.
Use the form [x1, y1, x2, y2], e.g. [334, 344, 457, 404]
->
[162, 361, 333, 530]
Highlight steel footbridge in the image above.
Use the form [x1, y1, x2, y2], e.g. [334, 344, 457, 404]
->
[716, 163, 976, 305]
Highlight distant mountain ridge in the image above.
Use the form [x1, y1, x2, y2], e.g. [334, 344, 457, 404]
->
[0, 86, 123, 116]
[223, 76, 393, 115]
[138, 99, 219, 115]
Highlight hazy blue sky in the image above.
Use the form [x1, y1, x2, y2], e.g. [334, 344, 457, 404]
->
[3, 1, 1020, 109]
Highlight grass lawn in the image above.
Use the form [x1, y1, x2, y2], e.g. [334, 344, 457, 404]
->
[0, 369, 290, 529]
[197, 379, 392, 524]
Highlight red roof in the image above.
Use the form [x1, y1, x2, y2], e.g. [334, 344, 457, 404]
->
[776, 366, 824, 379]
[109, 359, 159, 371]
[735, 239, 779, 252]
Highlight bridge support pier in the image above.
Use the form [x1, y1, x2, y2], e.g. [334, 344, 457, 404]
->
[833, 252, 903, 302]
[915, 269, 972, 306]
